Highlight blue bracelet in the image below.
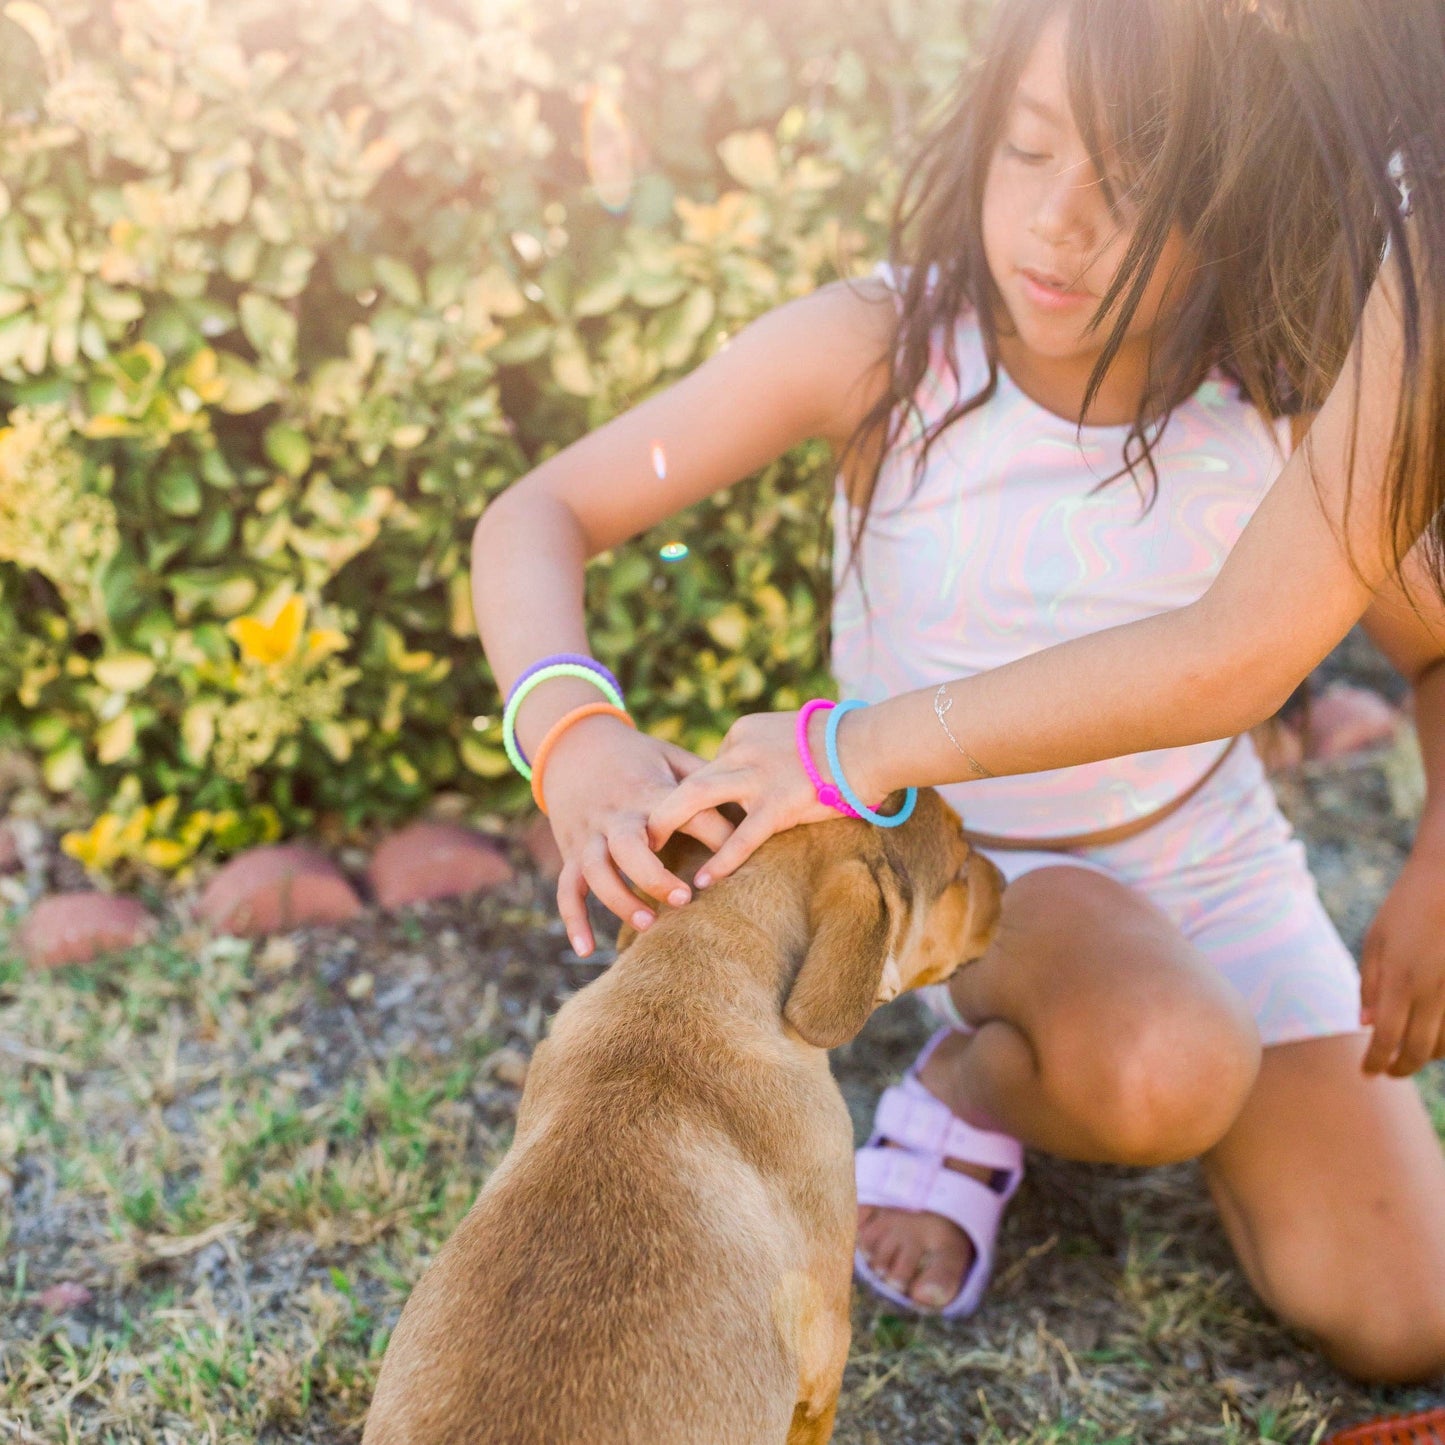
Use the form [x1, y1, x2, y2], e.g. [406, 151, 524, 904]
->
[824, 700, 916, 828]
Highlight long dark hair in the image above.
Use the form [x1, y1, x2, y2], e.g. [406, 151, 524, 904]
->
[1257, 0, 1445, 597]
[838, 0, 1279, 575]
[842, 0, 1445, 601]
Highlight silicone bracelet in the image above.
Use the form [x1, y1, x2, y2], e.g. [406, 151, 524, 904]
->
[795, 700, 862, 818]
[530, 702, 636, 814]
[507, 654, 621, 711]
[503, 663, 625, 779]
[824, 700, 916, 828]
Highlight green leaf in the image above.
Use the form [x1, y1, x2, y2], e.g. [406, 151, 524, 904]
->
[215, 353, 279, 413]
[156, 465, 203, 516]
[373, 256, 422, 308]
[238, 292, 297, 372]
[264, 423, 311, 478]
[573, 266, 628, 318]
[489, 325, 553, 365]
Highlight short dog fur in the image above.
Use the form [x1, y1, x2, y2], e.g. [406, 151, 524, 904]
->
[363, 788, 1003, 1445]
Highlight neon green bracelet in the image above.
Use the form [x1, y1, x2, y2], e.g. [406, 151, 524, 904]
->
[502, 663, 625, 780]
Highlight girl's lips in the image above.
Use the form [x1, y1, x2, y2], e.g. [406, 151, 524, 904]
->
[1017, 267, 1094, 312]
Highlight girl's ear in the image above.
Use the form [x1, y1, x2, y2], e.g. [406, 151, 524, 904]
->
[783, 858, 896, 1049]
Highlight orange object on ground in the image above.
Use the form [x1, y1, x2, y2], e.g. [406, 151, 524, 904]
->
[1326, 1408, 1445, 1444]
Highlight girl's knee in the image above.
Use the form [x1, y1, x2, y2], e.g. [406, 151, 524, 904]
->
[1062, 997, 1260, 1165]
[1252, 1240, 1445, 1383]
[1293, 1289, 1445, 1385]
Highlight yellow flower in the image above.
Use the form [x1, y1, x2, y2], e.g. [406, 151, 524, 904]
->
[229, 595, 305, 666]
[61, 813, 125, 871]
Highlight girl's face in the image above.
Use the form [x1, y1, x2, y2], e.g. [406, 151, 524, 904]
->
[982, 15, 1194, 377]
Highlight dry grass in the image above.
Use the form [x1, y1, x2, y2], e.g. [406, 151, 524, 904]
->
[2, 715, 1443, 1442]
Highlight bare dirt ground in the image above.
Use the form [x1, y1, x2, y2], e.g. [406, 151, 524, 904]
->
[2, 635, 1442, 1443]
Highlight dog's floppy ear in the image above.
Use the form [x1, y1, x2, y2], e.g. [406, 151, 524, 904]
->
[783, 858, 897, 1049]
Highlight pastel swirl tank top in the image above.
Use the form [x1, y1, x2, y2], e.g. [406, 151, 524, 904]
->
[830, 278, 1290, 839]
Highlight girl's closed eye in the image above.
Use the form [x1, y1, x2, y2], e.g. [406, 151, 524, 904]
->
[1002, 141, 1052, 165]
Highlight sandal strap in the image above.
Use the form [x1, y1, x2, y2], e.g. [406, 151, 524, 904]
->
[856, 1147, 1013, 1245]
[874, 1083, 1024, 1178]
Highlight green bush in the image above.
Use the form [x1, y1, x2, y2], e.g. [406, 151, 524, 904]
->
[0, 0, 976, 877]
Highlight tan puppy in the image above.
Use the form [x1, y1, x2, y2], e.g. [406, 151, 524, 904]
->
[363, 789, 1002, 1445]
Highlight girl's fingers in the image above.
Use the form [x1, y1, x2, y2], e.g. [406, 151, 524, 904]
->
[607, 826, 694, 910]
[1388, 990, 1445, 1078]
[581, 838, 656, 933]
[1358, 934, 1381, 1026]
[660, 741, 709, 779]
[1362, 973, 1410, 1074]
[677, 806, 736, 853]
[693, 810, 780, 890]
[648, 769, 748, 850]
[556, 862, 595, 958]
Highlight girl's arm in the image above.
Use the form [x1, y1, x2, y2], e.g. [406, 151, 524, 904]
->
[849, 257, 1408, 793]
[1356, 566, 1445, 1076]
[650, 258, 1416, 879]
[471, 277, 894, 953]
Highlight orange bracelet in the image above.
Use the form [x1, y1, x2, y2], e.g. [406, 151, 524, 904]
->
[530, 702, 636, 813]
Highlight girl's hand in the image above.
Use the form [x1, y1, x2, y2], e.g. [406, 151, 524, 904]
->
[647, 708, 870, 889]
[541, 715, 734, 956]
[1359, 843, 1445, 1076]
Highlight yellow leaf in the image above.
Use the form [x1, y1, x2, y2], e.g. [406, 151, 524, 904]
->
[705, 604, 749, 652]
[551, 328, 594, 396]
[61, 813, 124, 870]
[95, 712, 137, 764]
[315, 720, 353, 761]
[93, 652, 156, 693]
[181, 704, 216, 763]
[304, 628, 347, 664]
[143, 839, 189, 870]
[718, 130, 780, 189]
[471, 265, 527, 319]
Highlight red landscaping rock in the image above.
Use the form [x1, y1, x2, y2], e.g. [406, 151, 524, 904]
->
[521, 812, 563, 882]
[37, 1282, 93, 1312]
[367, 821, 514, 909]
[198, 843, 363, 937]
[1306, 683, 1401, 761]
[17, 893, 156, 969]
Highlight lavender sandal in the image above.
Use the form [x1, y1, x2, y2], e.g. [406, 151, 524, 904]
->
[854, 1027, 1024, 1319]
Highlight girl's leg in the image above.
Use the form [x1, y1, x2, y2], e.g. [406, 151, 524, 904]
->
[858, 865, 1263, 1311]
[1203, 1033, 1445, 1384]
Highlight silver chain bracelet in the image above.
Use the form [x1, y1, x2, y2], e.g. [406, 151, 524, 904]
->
[933, 683, 995, 779]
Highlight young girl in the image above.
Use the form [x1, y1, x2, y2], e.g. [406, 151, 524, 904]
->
[473, 0, 1445, 1387]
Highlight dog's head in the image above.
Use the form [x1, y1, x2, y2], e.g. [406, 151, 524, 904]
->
[781, 787, 1003, 1050]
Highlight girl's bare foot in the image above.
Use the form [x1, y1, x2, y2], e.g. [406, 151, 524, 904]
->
[855, 1029, 1010, 1311]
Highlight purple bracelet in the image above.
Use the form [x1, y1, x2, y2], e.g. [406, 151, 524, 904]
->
[796, 699, 863, 818]
[505, 654, 622, 767]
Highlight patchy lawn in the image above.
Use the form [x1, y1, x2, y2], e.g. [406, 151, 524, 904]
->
[3, 656, 1443, 1443]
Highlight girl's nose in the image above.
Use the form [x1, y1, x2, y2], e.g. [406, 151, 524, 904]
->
[1030, 162, 1096, 247]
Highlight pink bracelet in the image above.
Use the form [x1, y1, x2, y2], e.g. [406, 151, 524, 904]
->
[796, 699, 863, 818]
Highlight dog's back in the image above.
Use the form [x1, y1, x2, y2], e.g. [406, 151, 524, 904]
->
[363, 794, 995, 1445]
[365, 957, 845, 1445]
